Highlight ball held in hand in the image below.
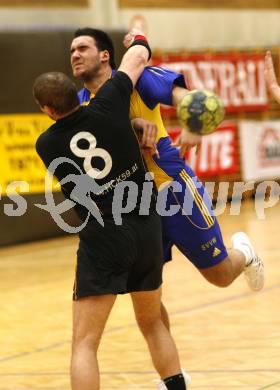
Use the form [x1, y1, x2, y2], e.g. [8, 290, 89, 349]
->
[177, 89, 225, 135]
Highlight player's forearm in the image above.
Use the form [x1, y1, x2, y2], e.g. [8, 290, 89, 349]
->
[131, 118, 158, 158]
[172, 86, 190, 106]
[119, 35, 151, 87]
[119, 46, 148, 81]
[131, 118, 144, 138]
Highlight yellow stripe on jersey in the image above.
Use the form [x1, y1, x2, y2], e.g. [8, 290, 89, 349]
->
[144, 155, 172, 190]
[129, 89, 168, 142]
[179, 169, 215, 228]
[130, 89, 172, 188]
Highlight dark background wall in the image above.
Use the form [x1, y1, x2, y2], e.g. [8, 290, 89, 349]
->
[0, 28, 125, 246]
[0, 28, 125, 114]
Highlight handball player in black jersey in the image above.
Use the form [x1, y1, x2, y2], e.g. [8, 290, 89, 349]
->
[33, 36, 187, 390]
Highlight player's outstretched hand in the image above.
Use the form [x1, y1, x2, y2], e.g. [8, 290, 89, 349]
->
[123, 28, 146, 48]
[264, 51, 280, 104]
[172, 128, 202, 158]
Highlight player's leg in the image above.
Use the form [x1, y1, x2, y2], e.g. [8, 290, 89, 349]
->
[71, 294, 116, 390]
[71, 219, 131, 390]
[131, 288, 187, 389]
[162, 166, 264, 290]
[160, 301, 170, 331]
[198, 248, 246, 287]
[175, 220, 264, 290]
[128, 212, 190, 388]
[159, 301, 191, 388]
[175, 214, 264, 290]
[199, 238, 264, 290]
[160, 174, 235, 287]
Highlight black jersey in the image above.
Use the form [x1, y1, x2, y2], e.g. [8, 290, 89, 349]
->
[36, 71, 154, 220]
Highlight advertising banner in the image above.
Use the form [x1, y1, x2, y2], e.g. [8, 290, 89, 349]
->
[239, 120, 280, 181]
[152, 53, 268, 116]
[0, 114, 58, 195]
[168, 121, 238, 177]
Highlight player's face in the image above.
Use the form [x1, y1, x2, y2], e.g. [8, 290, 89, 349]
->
[70, 36, 102, 80]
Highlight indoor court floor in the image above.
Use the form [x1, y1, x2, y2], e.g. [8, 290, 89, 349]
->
[0, 199, 279, 389]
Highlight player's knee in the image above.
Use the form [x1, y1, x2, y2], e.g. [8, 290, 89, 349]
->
[200, 261, 234, 288]
[210, 275, 232, 288]
[135, 314, 161, 335]
[72, 329, 101, 352]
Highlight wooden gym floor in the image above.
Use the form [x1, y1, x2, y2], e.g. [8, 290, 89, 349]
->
[0, 199, 279, 389]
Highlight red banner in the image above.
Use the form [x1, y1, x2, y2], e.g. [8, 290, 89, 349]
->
[168, 122, 239, 177]
[152, 53, 268, 115]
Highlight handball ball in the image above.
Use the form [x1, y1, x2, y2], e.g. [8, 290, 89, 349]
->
[177, 89, 225, 135]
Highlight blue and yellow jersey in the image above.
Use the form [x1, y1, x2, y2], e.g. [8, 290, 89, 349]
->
[78, 67, 226, 268]
[78, 66, 186, 188]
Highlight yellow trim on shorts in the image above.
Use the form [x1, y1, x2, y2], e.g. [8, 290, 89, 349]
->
[179, 169, 214, 228]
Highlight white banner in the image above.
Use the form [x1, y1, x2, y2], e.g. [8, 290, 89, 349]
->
[239, 120, 280, 181]
[152, 53, 268, 114]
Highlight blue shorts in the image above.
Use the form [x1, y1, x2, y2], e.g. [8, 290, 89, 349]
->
[154, 137, 228, 269]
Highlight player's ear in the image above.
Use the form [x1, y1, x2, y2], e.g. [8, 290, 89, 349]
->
[100, 50, 110, 64]
[41, 105, 55, 119]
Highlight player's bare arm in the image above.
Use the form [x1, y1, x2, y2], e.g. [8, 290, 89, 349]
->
[119, 31, 151, 87]
[264, 50, 280, 104]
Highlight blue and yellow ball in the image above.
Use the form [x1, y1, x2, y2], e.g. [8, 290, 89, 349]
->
[177, 89, 225, 135]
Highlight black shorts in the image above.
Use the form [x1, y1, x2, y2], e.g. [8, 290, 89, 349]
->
[73, 213, 163, 299]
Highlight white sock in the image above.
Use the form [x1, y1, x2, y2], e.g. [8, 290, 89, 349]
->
[236, 244, 252, 265]
[232, 232, 253, 266]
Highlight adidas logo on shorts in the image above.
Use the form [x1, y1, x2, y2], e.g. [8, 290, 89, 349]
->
[212, 247, 221, 257]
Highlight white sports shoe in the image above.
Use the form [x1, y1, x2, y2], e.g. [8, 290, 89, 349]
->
[155, 370, 191, 389]
[231, 232, 264, 291]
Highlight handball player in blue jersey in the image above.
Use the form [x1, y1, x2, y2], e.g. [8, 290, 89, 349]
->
[70, 27, 264, 319]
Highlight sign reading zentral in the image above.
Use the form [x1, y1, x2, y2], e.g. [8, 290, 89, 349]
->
[0, 114, 58, 195]
[152, 53, 267, 114]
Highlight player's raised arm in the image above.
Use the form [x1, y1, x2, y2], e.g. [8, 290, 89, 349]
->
[264, 50, 280, 104]
[118, 30, 151, 87]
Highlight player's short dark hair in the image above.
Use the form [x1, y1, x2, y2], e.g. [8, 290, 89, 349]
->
[74, 27, 116, 69]
[33, 72, 79, 115]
